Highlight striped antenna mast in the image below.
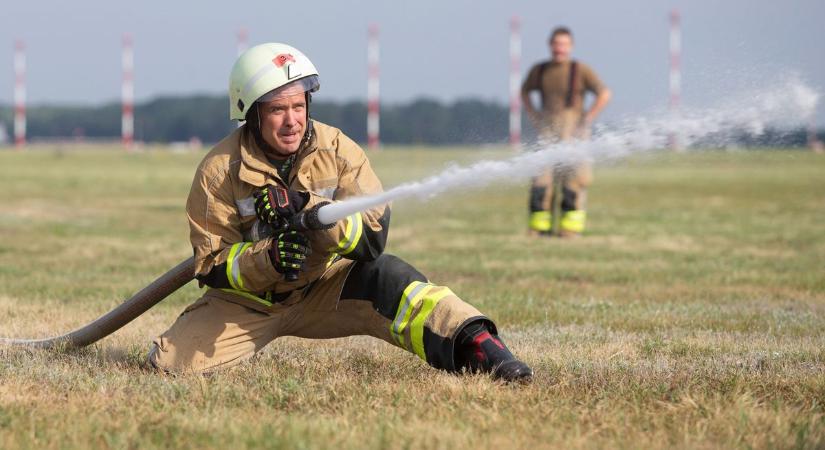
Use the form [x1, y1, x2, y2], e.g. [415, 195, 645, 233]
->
[669, 8, 682, 150]
[122, 33, 134, 150]
[809, 112, 823, 152]
[235, 28, 248, 128]
[14, 40, 26, 149]
[237, 27, 248, 56]
[509, 16, 522, 150]
[367, 24, 380, 150]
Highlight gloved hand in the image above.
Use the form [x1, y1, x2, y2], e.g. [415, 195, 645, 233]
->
[255, 185, 333, 231]
[269, 230, 312, 274]
[255, 185, 309, 226]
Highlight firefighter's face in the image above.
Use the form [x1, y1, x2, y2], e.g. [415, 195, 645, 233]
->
[258, 92, 307, 157]
[550, 34, 573, 61]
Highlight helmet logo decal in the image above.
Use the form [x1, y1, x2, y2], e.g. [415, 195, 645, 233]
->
[273, 53, 302, 80]
[273, 54, 296, 68]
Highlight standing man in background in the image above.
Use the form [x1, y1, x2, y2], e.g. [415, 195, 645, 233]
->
[522, 26, 611, 238]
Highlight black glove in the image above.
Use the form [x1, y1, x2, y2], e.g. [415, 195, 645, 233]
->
[255, 185, 333, 231]
[255, 185, 309, 227]
[269, 230, 312, 274]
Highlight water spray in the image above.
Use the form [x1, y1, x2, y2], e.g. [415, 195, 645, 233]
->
[321, 79, 819, 224]
[1, 79, 818, 350]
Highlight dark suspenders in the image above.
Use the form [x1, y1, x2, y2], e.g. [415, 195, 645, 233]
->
[565, 61, 578, 108]
[537, 60, 578, 109]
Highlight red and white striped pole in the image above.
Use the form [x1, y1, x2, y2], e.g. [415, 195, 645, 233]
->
[809, 113, 823, 152]
[122, 33, 134, 150]
[367, 24, 380, 150]
[509, 16, 521, 150]
[669, 8, 682, 150]
[235, 28, 249, 129]
[13, 40, 26, 149]
[237, 27, 248, 57]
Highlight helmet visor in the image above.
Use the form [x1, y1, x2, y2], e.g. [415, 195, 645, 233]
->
[257, 75, 320, 103]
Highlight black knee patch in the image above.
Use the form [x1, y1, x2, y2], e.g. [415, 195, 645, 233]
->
[340, 254, 427, 320]
[529, 186, 547, 212]
[561, 186, 577, 212]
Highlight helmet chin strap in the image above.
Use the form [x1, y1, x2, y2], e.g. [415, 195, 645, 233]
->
[303, 92, 315, 146]
[247, 92, 314, 157]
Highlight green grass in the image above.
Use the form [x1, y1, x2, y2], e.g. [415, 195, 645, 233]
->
[1, 145, 824, 449]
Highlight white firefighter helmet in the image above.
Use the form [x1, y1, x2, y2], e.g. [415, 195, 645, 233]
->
[228, 43, 320, 120]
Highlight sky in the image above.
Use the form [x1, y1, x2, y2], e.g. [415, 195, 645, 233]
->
[1, 0, 823, 125]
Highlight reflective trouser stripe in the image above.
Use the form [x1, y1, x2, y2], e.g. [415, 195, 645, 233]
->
[391, 282, 455, 360]
[559, 210, 587, 233]
[409, 288, 453, 360]
[334, 212, 363, 255]
[226, 242, 252, 290]
[529, 211, 552, 232]
[391, 281, 432, 349]
[219, 288, 273, 307]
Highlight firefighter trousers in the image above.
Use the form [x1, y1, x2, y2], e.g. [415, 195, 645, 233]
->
[148, 254, 489, 374]
[528, 160, 592, 235]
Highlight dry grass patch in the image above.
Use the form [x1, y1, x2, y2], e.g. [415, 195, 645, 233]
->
[1, 148, 824, 449]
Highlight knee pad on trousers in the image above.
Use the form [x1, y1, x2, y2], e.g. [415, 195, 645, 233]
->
[340, 254, 427, 321]
[529, 186, 547, 212]
[561, 186, 577, 212]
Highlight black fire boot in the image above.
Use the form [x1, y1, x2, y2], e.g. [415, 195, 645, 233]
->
[457, 321, 533, 384]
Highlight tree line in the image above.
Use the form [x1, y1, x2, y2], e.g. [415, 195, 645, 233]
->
[0, 95, 520, 146]
[0, 95, 816, 147]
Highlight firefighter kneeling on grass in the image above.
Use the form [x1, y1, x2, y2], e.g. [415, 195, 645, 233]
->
[147, 43, 533, 383]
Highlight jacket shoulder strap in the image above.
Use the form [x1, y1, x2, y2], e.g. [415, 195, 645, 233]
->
[536, 61, 551, 103]
[565, 60, 578, 108]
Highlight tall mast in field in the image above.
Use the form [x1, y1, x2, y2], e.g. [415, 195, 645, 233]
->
[122, 33, 134, 150]
[236, 27, 248, 57]
[509, 16, 522, 150]
[367, 24, 380, 150]
[14, 39, 26, 149]
[669, 8, 682, 150]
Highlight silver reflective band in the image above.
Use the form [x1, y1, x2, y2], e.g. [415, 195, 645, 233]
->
[343, 214, 361, 249]
[241, 64, 276, 99]
[228, 243, 251, 290]
[392, 282, 430, 338]
[315, 187, 336, 200]
[236, 197, 256, 217]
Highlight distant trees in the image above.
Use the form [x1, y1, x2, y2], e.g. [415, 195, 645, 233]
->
[0, 95, 817, 147]
[0, 95, 515, 146]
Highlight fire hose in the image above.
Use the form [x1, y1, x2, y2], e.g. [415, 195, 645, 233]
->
[0, 192, 379, 350]
[0, 257, 195, 349]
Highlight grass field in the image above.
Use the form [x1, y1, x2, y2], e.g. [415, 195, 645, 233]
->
[0, 146, 823, 449]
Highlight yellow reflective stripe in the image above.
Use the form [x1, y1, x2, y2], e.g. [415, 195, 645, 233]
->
[226, 244, 241, 290]
[559, 210, 587, 233]
[409, 287, 454, 360]
[225, 242, 252, 291]
[391, 281, 432, 349]
[219, 288, 273, 307]
[336, 212, 363, 255]
[529, 211, 552, 231]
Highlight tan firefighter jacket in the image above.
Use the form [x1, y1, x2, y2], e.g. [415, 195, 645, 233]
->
[186, 120, 390, 311]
